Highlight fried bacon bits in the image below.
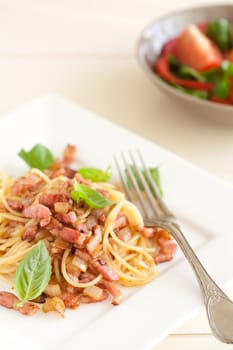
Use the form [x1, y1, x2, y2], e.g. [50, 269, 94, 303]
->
[0, 292, 39, 316]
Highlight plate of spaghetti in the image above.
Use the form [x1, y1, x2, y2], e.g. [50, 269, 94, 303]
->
[1, 94, 233, 350]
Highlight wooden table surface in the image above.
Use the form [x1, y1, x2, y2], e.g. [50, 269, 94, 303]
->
[1, 0, 233, 348]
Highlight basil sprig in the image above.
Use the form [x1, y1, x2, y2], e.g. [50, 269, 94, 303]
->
[18, 144, 54, 170]
[126, 166, 163, 197]
[14, 241, 51, 306]
[71, 183, 114, 208]
[78, 166, 112, 182]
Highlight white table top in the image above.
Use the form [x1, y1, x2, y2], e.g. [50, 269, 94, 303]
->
[1, 0, 233, 348]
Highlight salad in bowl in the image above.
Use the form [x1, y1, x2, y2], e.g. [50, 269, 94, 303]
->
[155, 18, 233, 105]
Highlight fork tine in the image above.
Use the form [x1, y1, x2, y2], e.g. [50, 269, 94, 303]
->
[137, 150, 174, 218]
[128, 150, 161, 217]
[114, 156, 134, 202]
[119, 153, 148, 217]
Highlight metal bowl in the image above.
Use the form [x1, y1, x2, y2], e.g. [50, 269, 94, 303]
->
[137, 3, 233, 118]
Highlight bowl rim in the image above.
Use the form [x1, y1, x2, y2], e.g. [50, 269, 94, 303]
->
[136, 1, 233, 111]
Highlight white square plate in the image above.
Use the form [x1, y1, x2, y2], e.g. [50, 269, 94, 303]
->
[1, 95, 233, 350]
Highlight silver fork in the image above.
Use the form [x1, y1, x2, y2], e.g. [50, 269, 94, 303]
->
[114, 150, 233, 344]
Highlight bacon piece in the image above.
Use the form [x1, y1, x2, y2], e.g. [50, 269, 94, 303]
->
[55, 211, 77, 224]
[61, 293, 80, 309]
[23, 204, 51, 219]
[0, 291, 39, 315]
[155, 238, 177, 264]
[21, 196, 35, 208]
[18, 302, 40, 316]
[86, 225, 102, 255]
[47, 166, 75, 180]
[46, 217, 62, 231]
[100, 281, 121, 305]
[51, 246, 64, 256]
[117, 227, 131, 242]
[0, 292, 18, 309]
[98, 213, 106, 224]
[79, 271, 96, 283]
[39, 193, 69, 208]
[141, 227, 160, 238]
[75, 250, 118, 281]
[7, 198, 23, 211]
[79, 290, 108, 304]
[91, 259, 118, 281]
[63, 144, 76, 165]
[64, 167, 76, 179]
[75, 249, 91, 262]
[75, 223, 88, 233]
[44, 217, 68, 242]
[75, 173, 93, 186]
[114, 215, 128, 229]
[59, 227, 86, 245]
[22, 226, 38, 241]
[64, 283, 81, 295]
[135, 225, 163, 238]
[92, 208, 107, 224]
[11, 174, 42, 195]
[86, 215, 97, 230]
[40, 216, 51, 227]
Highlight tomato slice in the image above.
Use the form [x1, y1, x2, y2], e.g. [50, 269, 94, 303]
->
[174, 25, 222, 71]
[156, 52, 214, 90]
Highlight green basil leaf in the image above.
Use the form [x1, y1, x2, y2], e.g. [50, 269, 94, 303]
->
[126, 166, 163, 197]
[201, 67, 222, 83]
[78, 166, 112, 182]
[18, 144, 54, 170]
[174, 85, 209, 99]
[178, 66, 206, 82]
[213, 78, 230, 98]
[71, 183, 114, 208]
[221, 60, 233, 77]
[206, 19, 232, 51]
[14, 240, 51, 305]
[169, 55, 180, 69]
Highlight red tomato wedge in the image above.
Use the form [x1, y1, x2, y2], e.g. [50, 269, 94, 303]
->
[174, 25, 222, 71]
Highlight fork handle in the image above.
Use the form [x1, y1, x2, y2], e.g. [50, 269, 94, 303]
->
[148, 219, 233, 343]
